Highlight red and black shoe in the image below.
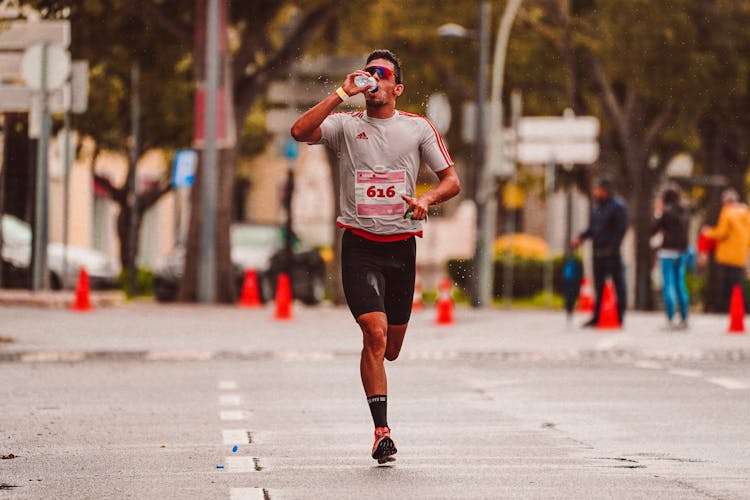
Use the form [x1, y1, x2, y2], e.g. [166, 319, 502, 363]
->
[371, 427, 397, 464]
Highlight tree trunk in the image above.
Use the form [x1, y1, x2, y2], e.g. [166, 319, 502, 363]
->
[593, 58, 675, 310]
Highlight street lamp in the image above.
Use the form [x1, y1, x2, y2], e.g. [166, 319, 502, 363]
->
[439, 2, 490, 308]
[438, 0, 522, 307]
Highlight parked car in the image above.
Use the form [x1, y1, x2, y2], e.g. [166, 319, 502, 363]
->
[153, 223, 327, 305]
[1, 214, 121, 290]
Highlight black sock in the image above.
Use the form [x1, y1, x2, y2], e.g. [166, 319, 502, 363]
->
[367, 395, 388, 428]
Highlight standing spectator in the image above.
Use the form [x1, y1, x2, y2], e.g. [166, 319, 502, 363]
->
[651, 187, 690, 329]
[571, 177, 628, 327]
[701, 188, 750, 312]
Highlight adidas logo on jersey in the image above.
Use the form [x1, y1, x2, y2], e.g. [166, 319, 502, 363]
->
[356, 131, 368, 140]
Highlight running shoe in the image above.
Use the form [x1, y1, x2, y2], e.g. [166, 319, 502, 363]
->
[371, 427, 397, 463]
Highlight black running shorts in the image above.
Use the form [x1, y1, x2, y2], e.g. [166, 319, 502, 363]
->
[341, 229, 416, 325]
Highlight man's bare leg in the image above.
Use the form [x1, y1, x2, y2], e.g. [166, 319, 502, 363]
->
[358, 311, 403, 462]
[358, 311, 388, 396]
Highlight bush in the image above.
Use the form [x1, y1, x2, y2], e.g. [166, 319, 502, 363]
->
[118, 267, 154, 298]
[447, 255, 579, 299]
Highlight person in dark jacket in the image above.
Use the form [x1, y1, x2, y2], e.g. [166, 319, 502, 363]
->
[571, 177, 628, 327]
[651, 187, 690, 329]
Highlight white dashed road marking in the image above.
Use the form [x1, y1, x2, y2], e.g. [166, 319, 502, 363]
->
[707, 377, 749, 390]
[219, 380, 239, 390]
[222, 429, 251, 445]
[225, 456, 258, 472]
[219, 394, 242, 406]
[230, 487, 266, 499]
[634, 360, 664, 370]
[220, 410, 252, 421]
[668, 368, 703, 378]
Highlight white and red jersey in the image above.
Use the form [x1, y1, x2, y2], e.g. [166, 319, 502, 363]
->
[314, 110, 453, 237]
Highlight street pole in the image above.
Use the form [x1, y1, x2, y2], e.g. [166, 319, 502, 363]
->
[474, 0, 523, 307]
[127, 63, 140, 297]
[31, 43, 50, 292]
[470, 1, 490, 307]
[62, 108, 71, 284]
[198, 0, 220, 303]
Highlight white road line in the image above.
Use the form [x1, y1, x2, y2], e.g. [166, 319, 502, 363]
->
[634, 361, 664, 370]
[220, 410, 252, 421]
[222, 429, 250, 445]
[230, 488, 265, 500]
[145, 350, 214, 361]
[219, 394, 242, 406]
[595, 338, 620, 350]
[707, 377, 749, 390]
[225, 456, 257, 472]
[668, 369, 703, 378]
[20, 351, 87, 363]
[218, 380, 239, 390]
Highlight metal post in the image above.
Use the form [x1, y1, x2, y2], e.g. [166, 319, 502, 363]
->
[198, 0, 220, 303]
[474, 0, 523, 308]
[470, 1, 490, 307]
[502, 90, 522, 306]
[127, 63, 140, 297]
[31, 43, 49, 291]
[62, 110, 71, 284]
[544, 159, 556, 304]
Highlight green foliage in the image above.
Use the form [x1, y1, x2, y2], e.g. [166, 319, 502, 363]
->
[447, 255, 574, 299]
[117, 267, 155, 298]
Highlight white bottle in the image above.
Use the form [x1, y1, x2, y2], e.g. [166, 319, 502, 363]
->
[354, 74, 378, 92]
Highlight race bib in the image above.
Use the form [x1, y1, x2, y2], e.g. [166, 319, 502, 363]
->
[355, 169, 406, 217]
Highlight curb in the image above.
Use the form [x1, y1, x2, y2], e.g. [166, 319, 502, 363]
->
[0, 290, 126, 308]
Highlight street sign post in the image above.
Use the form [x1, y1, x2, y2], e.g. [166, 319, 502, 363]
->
[516, 109, 600, 305]
[0, 20, 70, 50]
[0, 17, 87, 292]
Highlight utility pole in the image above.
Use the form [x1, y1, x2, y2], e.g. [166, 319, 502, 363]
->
[127, 63, 140, 296]
[474, 0, 524, 307]
[198, 0, 220, 303]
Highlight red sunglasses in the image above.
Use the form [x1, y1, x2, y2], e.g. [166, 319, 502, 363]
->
[364, 65, 394, 80]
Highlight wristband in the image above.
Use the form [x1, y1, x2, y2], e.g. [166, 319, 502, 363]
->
[335, 86, 350, 101]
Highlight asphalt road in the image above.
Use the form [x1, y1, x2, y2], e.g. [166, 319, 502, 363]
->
[1, 304, 749, 499]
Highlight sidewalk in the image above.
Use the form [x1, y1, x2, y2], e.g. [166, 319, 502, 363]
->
[1, 301, 749, 364]
[0, 289, 126, 308]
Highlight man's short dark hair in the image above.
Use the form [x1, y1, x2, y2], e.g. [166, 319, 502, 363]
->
[366, 49, 402, 84]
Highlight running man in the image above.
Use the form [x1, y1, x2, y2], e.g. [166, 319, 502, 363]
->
[291, 49, 460, 463]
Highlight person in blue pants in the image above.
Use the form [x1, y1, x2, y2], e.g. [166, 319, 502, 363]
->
[651, 187, 690, 329]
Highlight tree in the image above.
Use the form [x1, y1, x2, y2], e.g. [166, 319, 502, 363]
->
[24, 0, 194, 271]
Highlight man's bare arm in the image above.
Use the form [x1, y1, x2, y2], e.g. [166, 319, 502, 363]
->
[400, 166, 461, 220]
[290, 71, 368, 143]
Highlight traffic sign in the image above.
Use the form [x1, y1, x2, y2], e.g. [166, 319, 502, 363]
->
[518, 115, 599, 141]
[426, 92, 451, 135]
[21, 43, 71, 91]
[70, 60, 88, 113]
[516, 109, 600, 165]
[172, 149, 198, 188]
[517, 141, 599, 165]
[0, 52, 22, 80]
[0, 83, 68, 112]
[0, 20, 70, 50]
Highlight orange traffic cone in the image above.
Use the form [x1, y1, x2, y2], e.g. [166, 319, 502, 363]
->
[71, 267, 93, 312]
[597, 281, 620, 329]
[728, 284, 745, 334]
[412, 273, 424, 311]
[274, 273, 293, 320]
[435, 277, 454, 325]
[238, 269, 262, 308]
[578, 277, 594, 312]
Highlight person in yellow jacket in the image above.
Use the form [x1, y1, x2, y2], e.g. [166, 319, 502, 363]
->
[701, 188, 750, 312]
